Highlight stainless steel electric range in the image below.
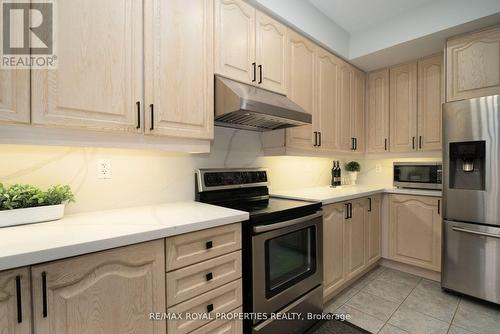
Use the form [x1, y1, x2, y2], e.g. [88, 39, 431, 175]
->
[195, 168, 323, 334]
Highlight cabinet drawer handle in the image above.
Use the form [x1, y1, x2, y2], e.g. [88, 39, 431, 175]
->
[258, 65, 262, 84]
[205, 241, 213, 249]
[42, 272, 48, 318]
[438, 200, 440, 215]
[252, 62, 256, 82]
[318, 132, 322, 147]
[149, 104, 154, 131]
[412, 136, 415, 149]
[207, 303, 214, 313]
[344, 203, 349, 220]
[419, 136, 422, 149]
[313, 132, 317, 147]
[354, 138, 357, 150]
[368, 198, 372, 212]
[136, 101, 141, 129]
[384, 138, 388, 151]
[349, 203, 353, 219]
[16, 275, 22, 323]
[206, 272, 213, 281]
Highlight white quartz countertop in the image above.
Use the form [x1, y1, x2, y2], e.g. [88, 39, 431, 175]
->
[0, 201, 248, 271]
[272, 185, 442, 205]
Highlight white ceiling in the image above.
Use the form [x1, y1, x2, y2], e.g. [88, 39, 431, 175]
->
[308, 0, 435, 33]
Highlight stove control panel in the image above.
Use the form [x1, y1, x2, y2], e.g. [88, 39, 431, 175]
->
[196, 169, 268, 191]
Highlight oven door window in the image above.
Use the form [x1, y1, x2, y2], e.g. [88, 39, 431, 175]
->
[265, 226, 316, 298]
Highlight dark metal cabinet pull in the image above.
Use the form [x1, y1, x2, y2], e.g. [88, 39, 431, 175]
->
[354, 138, 357, 150]
[42, 272, 48, 318]
[136, 101, 141, 129]
[207, 304, 214, 312]
[419, 136, 423, 149]
[351, 138, 355, 150]
[206, 241, 213, 249]
[368, 198, 372, 212]
[438, 200, 441, 215]
[206, 272, 213, 281]
[252, 62, 256, 82]
[16, 275, 22, 323]
[149, 104, 154, 131]
[313, 132, 318, 147]
[412, 136, 415, 149]
[318, 132, 322, 147]
[384, 138, 388, 151]
[344, 203, 349, 220]
[349, 203, 353, 219]
[258, 65, 262, 84]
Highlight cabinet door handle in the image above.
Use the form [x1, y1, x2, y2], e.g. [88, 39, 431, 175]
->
[258, 65, 262, 84]
[354, 137, 358, 150]
[384, 138, 388, 151]
[149, 104, 154, 131]
[344, 203, 349, 220]
[16, 275, 22, 323]
[313, 132, 318, 147]
[419, 136, 422, 149]
[207, 304, 214, 313]
[349, 203, 353, 219]
[351, 138, 354, 150]
[368, 198, 372, 212]
[318, 132, 322, 147]
[206, 272, 213, 281]
[412, 136, 415, 149]
[206, 241, 213, 249]
[252, 62, 256, 82]
[42, 272, 48, 318]
[136, 101, 141, 129]
[438, 200, 440, 215]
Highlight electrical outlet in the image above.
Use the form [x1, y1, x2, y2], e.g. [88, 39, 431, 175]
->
[97, 159, 112, 179]
[375, 164, 382, 173]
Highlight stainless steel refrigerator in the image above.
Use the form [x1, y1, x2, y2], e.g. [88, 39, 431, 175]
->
[442, 94, 500, 304]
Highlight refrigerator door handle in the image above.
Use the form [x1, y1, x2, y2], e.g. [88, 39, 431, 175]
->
[452, 227, 500, 239]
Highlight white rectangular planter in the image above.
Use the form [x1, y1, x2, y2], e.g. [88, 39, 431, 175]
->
[0, 204, 65, 228]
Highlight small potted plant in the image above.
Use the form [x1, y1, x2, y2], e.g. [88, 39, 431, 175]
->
[345, 161, 361, 185]
[0, 183, 74, 228]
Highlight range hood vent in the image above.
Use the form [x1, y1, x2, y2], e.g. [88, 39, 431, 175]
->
[214, 76, 311, 132]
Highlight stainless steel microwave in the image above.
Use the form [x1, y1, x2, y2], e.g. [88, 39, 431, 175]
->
[393, 162, 442, 190]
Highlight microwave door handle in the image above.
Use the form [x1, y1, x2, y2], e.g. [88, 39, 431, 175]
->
[253, 211, 322, 233]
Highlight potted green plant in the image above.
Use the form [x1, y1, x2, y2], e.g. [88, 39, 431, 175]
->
[345, 161, 361, 185]
[0, 183, 74, 228]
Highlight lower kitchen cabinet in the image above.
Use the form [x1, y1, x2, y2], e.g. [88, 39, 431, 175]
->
[323, 196, 381, 300]
[0, 267, 32, 334]
[389, 194, 442, 272]
[31, 240, 166, 334]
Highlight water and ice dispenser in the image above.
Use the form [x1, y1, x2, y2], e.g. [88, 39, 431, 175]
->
[449, 141, 486, 190]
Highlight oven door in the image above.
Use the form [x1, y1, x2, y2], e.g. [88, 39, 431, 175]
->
[252, 211, 323, 316]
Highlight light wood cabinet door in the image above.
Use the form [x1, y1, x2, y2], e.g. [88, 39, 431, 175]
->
[338, 63, 353, 152]
[255, 11, 287, 94]
[366, 69, 390, 153]
[446, 24, 500, 102]
[418, 54, 443, 151]
[351, 69, 365, 152]
[31, 0, 143, 132]
[316, 48, 340, 151]
[389, 62, 418, 152]
[145, 0, 214, 139]
[344, 199, 366, 280]
[31, 240, 166, 334]
[323, 203, 346, 298]
[389, 195, 442, 271]
[0, 267, 32, 334]
[285, 29, 316, 150]
[0, 70, 29, 125]
[365, 195, 381, 266]
[190, 307, 242, 334]
[214, 0, 255, 84]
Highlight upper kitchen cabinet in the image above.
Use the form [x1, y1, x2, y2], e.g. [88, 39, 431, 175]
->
[255, 11, 287, 94]
[316, 47, 340, 151]
[214, 0, 255, 84]
[418, 54, 443, 151]
[446, 24, 500, 102]
[0, 267, 32, 334]
[215, 0, 287, 94]
[31, 0, 143, 133]
[389, 62, 418, 153]
[285, 29, 317, 150]
[351, 68, 365, 152]
[144, 0, 214, 139]
[0, 70, 30, 124]
[366, 69, 390, 153]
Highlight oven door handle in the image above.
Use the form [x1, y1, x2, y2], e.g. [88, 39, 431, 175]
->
[253, 211, 322, 233]
[452, 227, 500, 239]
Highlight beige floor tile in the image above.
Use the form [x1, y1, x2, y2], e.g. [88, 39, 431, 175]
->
[388, 305, 449, 334]
[324, 286, 359, 313]
[452, 297, 500, 334]
[378, 324, 410, 334]
[346, 290, 400, 321]
[336, 304, 385, 333]
[363, 277, 415, 303]
[402, 279, 459, 323]
[448, 325, 477, 334]
[377, 268, 421, 288]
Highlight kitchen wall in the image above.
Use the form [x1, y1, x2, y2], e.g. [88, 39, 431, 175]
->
[0, 128, 337, 214]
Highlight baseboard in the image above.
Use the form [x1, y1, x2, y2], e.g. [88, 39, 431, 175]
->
[380, 258, 441, 282]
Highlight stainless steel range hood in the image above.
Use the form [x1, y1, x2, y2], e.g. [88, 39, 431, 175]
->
[214, 76, 311, 132]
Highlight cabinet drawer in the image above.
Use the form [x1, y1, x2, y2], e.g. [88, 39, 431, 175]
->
[166, 224, 241, 271]
[190, 307, 242, 334]
[167, 280, 242, 334]
[167, 251, 242, 306]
